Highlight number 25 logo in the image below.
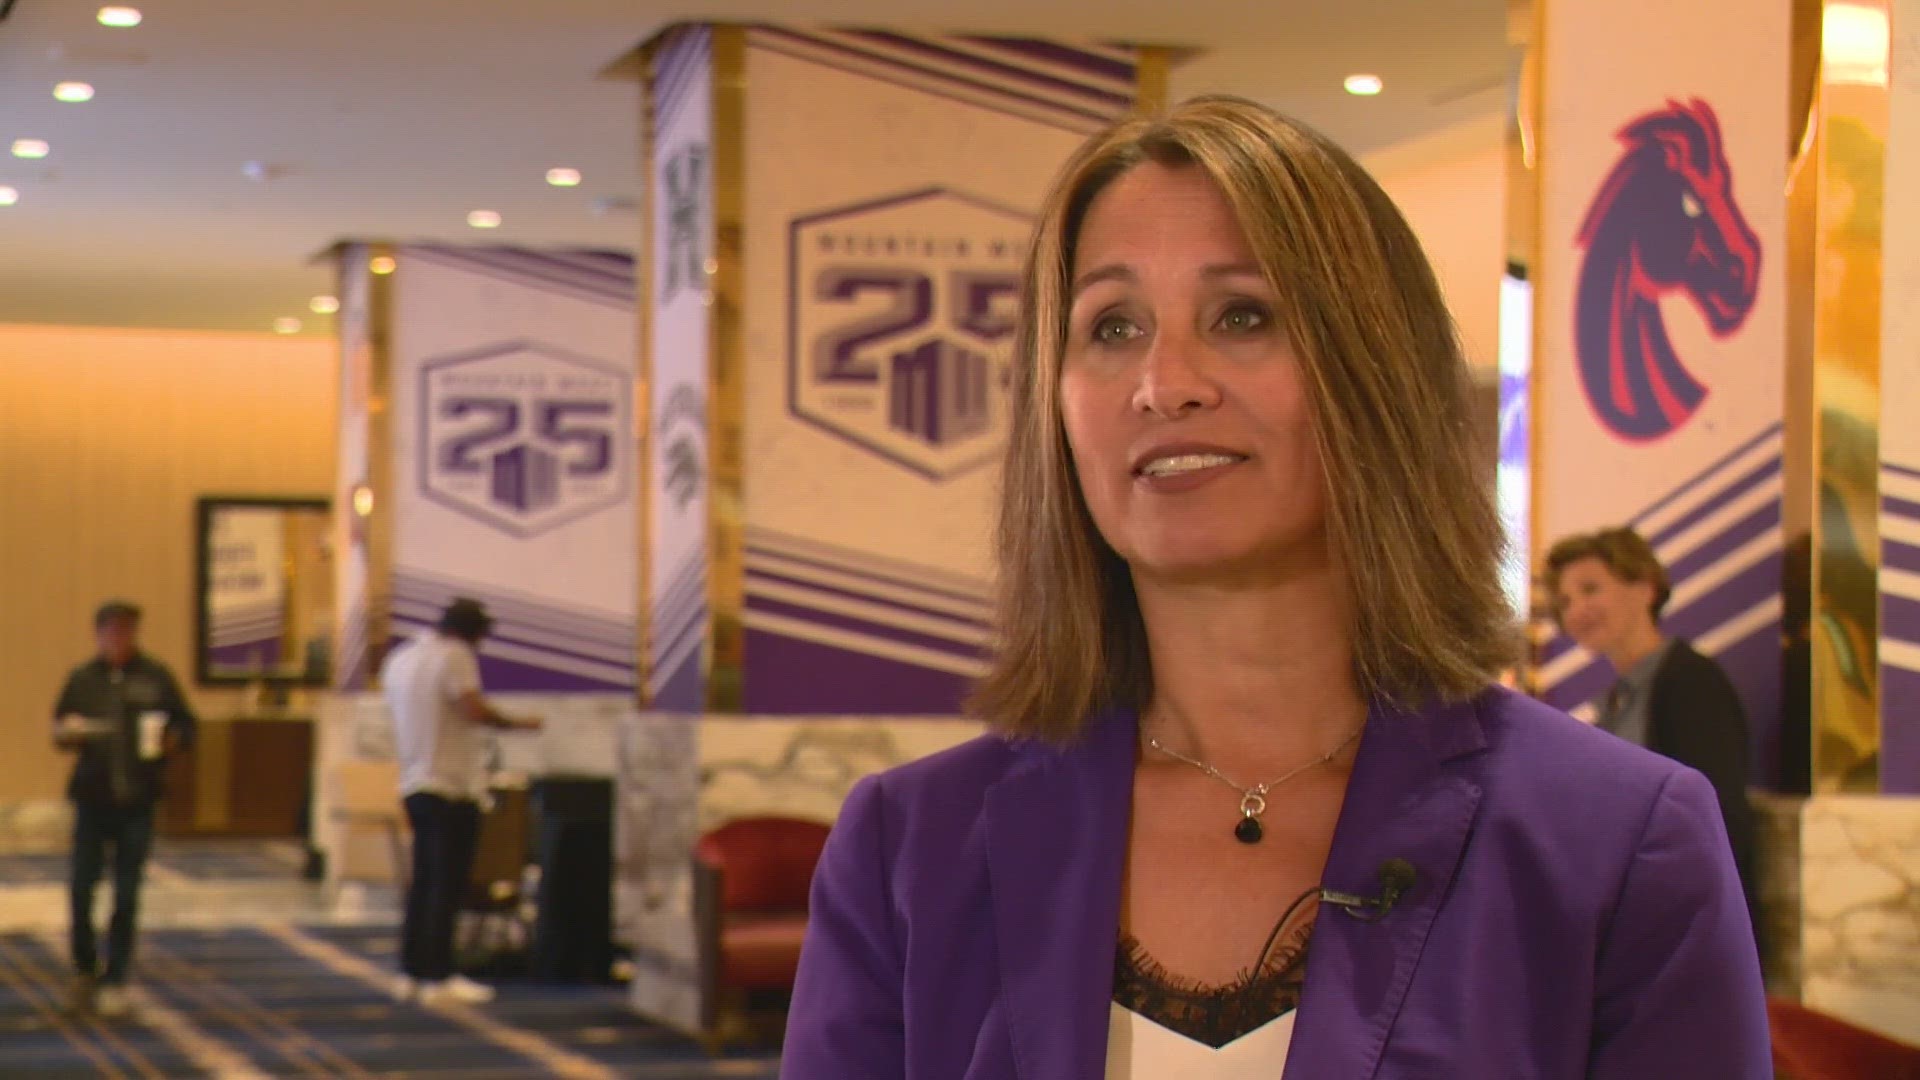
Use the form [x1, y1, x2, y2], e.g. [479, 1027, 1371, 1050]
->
[811, 268, 1019, 384]
[437, 398, 616, 478]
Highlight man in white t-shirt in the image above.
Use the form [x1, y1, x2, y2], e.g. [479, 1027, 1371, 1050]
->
[381, 597, 540, 1005]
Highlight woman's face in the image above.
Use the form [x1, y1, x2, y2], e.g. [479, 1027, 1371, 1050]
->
[1060, 162, 1327, 582]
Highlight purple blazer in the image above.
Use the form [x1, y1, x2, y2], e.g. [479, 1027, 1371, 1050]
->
[782, 687, 1770, 1078]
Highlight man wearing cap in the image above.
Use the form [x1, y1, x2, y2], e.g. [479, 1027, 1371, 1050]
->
[51, 600, 198, 1018]
[381, 597, 540, 1005]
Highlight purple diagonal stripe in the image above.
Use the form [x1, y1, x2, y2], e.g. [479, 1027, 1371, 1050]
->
[652, 561, 708, 631]
[393, 614, 634, 676]
[650, 646, 704, 712]
[652, 604, 708, 669]
[1629, 423, 1783, 528]
[849, 31, 1134, 109]
[1646, 458, 1781, 551]
[744, 544, 989, 608]
[490, 248, 635, 291]
[1663, 502, 1781, 585]
[747, 568, 993, 634]
[755, 27, 1113, 125]
[960, 36, 1137, 84]
[1884, 593, 1920, 645]
[1662, 554, 1782, 643]
[1886, 539, 1920, 577]
[477, 651, 630, 693]
[746, 595, 985, 661]
[1541, 634, 1578, 666]
[1542, 660, 1611, 714]
[406, 247, 633, 305]
[1884, 666, 1920, 794]
[392, 576, 632, 639]
[1709, 622, 1784, 788]
[743, 628, 971, 714]
[1885, 495, 1920, 521]
[1884, 459, 1920, 481]
[390, 599, 634, 664]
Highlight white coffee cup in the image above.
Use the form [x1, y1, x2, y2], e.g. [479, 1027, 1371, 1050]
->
[139, 711, 167, 761]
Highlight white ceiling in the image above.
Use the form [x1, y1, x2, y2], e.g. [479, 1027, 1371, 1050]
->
[0, 0, 1512, 336]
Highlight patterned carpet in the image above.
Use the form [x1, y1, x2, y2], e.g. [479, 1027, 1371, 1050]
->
[0, 925, 779, 1078]
[0, 841, 308, 888]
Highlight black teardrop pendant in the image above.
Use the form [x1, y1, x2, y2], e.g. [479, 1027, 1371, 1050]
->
[1234, 816, 1264, 844]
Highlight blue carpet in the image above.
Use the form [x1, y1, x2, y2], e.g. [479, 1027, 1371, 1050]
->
[0, 842, 303, 887]
[0, 926, 780, 1078]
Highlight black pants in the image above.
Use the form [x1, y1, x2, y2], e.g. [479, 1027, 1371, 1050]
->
[401, 793, 481, 982]
[70, 801, 156, 986]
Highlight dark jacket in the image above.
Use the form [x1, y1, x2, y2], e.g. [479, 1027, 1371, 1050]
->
[53, 653, 198, 807]
[1646, 640, 1757, 910]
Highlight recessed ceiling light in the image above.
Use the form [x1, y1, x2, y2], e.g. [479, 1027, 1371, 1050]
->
[0, 186, 18, 207]
[546, 167, 582, 188]
[273, 317, 303, 335]
[369, 255, 397, 275]
[11, 139, 50, 159]
[97, 6, 143, 27]
[467, 209, 502, 229]
[1344, 73, 1384, 97]
[54, 82, 96, 103]
[310, 295, 342, 315]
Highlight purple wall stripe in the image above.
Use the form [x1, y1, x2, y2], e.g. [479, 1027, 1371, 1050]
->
[1884, 593, 1920, 645]
[848, 30, 1134, 109]
[961, 36, 1137, 84]
[654, 42, 706, 134]
[743, 544, 990, 608]
[390, 596, 635, 662]
[391, 615, 634, 681]
[410, 245, 635, 293]
[650, 560, 708, 634]
[478, 651, 630, 693]
[1662, 554, 1782, 643]
[393, 575, 634, 639]
[1628, 423, 1783, 527]
[1883, 666, 1920, 794]
[1663, 502, 1781, 584]
[742, 627, 972, 715]
[652, 604, 708, 669]
[765, 28, 1117, 123]
[746, 567, 993, 633]
[650, 646, 705, 712]
[745, 595, 986, 661]
[1713, 623, 1784, 787]
[1885, 494, 1920, 521]
[749, 31, 1110, 135]
[1885, 539, 1920, 577]
[1645, 458, 1781, 550]
[405, 248, 634, 307]
[1884, 459, 1920, 481]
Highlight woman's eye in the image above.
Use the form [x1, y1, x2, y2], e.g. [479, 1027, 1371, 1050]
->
[1218, 304, 1269, 332]
[1092, 316, 1142, 343]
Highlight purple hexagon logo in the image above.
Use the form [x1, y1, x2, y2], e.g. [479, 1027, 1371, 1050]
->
[419, 340, 632, 537]
[788, 187, 1029, 481]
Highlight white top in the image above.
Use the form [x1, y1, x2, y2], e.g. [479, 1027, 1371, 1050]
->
[382, 633, 487, 801]
[1105, 1003, 1295, 1080]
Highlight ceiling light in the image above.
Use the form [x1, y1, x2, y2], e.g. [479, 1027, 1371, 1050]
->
[273, 317, 303, 335]
[467, 209, 502, 229]
[546, 167, 582, 188]
[54, 82, 96, 103]
[369, 255, 397, 275]
[1344, 73, 1384, 97]
[97, 6, 142, 27]
[310, 295, 341, 315]
[0, 186, 17, 207]
[11, 139, 49, 159]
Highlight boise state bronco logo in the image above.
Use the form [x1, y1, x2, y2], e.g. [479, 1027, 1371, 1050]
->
[1575, 100, 1761, 442]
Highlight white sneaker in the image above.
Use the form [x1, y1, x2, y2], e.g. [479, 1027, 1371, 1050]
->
[94, 985, 132, 1018]
[417, 975, 495, 1005]
[389, 976, 417, 1003]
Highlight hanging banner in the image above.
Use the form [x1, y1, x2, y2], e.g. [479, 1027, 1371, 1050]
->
[1533, 0, 1791, 765]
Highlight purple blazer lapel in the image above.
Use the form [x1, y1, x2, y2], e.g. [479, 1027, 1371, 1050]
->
[1284, 695, 1488, 1080]
[986, 713, 1135, 1080]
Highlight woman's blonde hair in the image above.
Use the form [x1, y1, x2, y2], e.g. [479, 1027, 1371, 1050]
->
[970, 95, 1518, 741]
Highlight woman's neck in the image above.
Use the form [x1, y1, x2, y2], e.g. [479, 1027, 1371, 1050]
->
[1133, 561, 1367, 778]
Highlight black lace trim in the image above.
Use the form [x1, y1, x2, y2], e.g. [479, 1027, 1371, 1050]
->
[1112, 887, 1316, 1049]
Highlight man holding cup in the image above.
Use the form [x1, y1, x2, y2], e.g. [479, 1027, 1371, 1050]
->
[51, 600, 198, 1018]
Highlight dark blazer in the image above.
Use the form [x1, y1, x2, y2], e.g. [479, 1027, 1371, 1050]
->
[53, 653, 199, 807]
[1646, 640, 1757, 908]
[782, 686, 1769, 1079]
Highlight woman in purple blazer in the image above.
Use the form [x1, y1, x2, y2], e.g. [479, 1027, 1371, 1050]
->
[782, 96, 1770, 1079]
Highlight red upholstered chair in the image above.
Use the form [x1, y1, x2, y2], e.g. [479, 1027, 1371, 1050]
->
[692, 816, 832, 1048]
[1769, 998, 1920, 1079]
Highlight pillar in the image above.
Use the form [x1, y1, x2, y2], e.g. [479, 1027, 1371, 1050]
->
[619, 23, 1172, 1033]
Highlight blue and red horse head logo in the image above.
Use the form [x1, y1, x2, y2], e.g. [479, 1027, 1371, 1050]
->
[1575, 99, 1761, 442]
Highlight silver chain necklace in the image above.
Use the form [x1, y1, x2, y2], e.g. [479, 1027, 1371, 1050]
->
[1146, 726, 1363, 845]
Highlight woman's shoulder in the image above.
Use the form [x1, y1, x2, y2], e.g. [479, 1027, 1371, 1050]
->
[856, 727, 1049, 813]
[1470, 686, 1711, 829]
